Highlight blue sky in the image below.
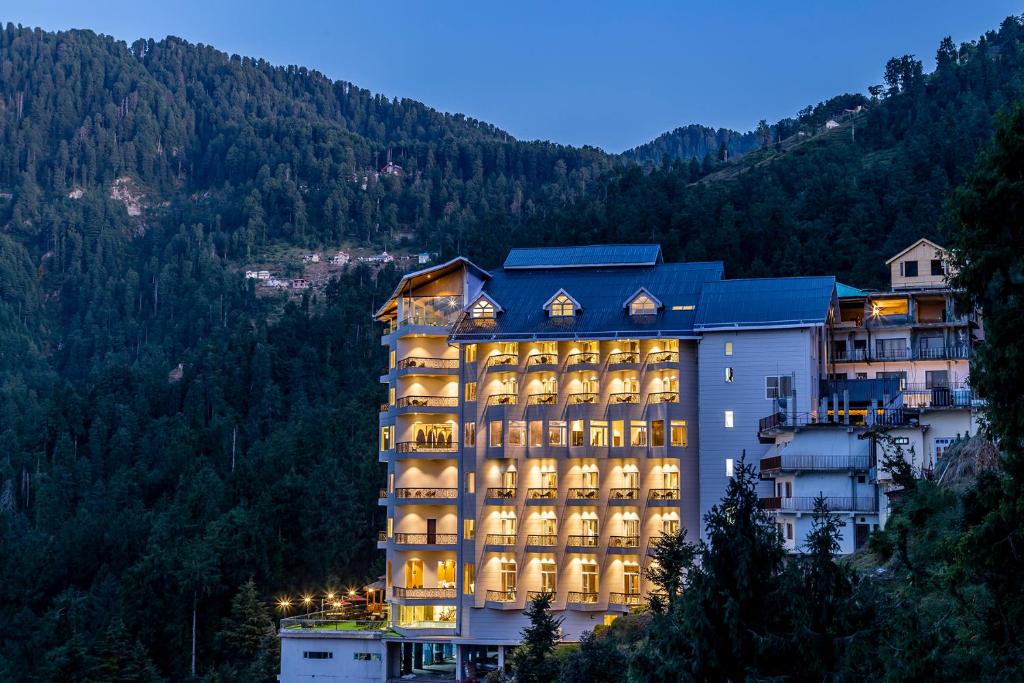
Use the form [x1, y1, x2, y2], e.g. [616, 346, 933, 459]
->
[6, 1, 1020, 151]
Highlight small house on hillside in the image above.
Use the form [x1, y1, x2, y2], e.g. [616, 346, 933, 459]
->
[332, 251, 351, 266]
[291, 278, 310, 290]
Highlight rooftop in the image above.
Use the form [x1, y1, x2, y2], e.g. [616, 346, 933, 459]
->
[693, 276, 836, 330]
[503, 244, 663, 270]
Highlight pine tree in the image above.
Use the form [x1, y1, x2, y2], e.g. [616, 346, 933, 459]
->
[510, 593, 562, 683]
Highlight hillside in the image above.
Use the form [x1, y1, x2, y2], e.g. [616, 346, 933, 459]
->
[620, 124, 758, 165]
[1, 15, 1024, 682]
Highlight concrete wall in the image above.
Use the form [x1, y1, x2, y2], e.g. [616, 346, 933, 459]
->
[279, 635, 385, 683]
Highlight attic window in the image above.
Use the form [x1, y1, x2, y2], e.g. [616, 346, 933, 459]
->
[471, 299, 495, 319]
[550, 294, 576, 318]
[630, 295, 657, 316]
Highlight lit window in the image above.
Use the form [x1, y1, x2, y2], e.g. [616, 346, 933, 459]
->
[541, 560, 557, 593]
[651, 420, 665, 447]
[725, 367, 734, 382]
[630, 294, 657, 316]
[463, 562, 475, 594]
[464, 344, 477, 362]
[724, 411, 734, 428]
[571, 419, 584, 447]
[464, 421, 476, 446]
[726, 458, 734, 477]
[725, 341, 733, 356]
[464, 519, 475, 540]
[670, 420, 687, 447]
[465, 382, 477, 401]
[387, 517, 393, 537]
[630, 421, 648, 447]
[465, 472, 475, 494]
[590, 420, 609, 447]
[389, 349, 396, 369]
[489, 420, 503, 447]
[603, 614, 618, 626]
[548, 421, 567, 446]
[529, 420, 544, 447]
[471, 299, 495, 319]
[508, 421, 526, 446]
[549, 294, 576, 317]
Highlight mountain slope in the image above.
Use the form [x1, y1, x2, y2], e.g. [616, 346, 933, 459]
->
[621, 124, 758, 165]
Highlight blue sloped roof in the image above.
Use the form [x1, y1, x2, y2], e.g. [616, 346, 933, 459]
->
[451, 261, 724, 340]
[836, 282, 869, 298]
[693, 276, 836, 329]
[503, 244, 663, 270]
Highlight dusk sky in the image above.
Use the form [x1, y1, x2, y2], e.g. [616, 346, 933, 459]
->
[7, 1, 1020, 151]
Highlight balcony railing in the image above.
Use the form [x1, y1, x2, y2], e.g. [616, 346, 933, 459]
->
[485, 589, 517, 603]
[378, 530, 388, 542]
[648, 391, 679, 404]
[568, 392, 598, 405]
[392, 586, 456, 599]
[566, 535, 599, 547]
[485, 534, 517, 546]
[527, 392, 558, 405]
[758, 496, 878, 513]
[486, 354, 518, 369]
[484, 487, 516, 500]
[566, 352, 599, 366]
[379, 403, 391, 413]
[486, 393, 518, 406]
[759, 454, 870, 473]
[527, 487, 558, 500]
[608, 351, 640, 365]
[758, 408, 916, 435]
[609, 392, 639, 404]
[609, 592, 643, 606]
[567, 591, 599, 604]
[526, 534, 557, 546]
[281, 614, 389, 632]
[527, 353, 559, 366]
[393, 532, 458, 545]
[608, 535, 640, 548]
[379, 488, 388, 499]
[394, 487, 458, 500]
[567, 487, 599, 501]
[526, 590, 556, 601]
[646, 350, 679, 364]
[648, 488, 680, 501]
[901, 382, 974, 408]
[609, 488, 640, 501]
[834, 345, 971, 363]
[395, 441, 457, 454]
[397, 356, 459, 370]
[396, 395, 459, 409]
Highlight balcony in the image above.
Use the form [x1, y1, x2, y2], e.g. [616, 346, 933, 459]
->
[527, 392, 558, 406]
[526, 590, 556, 602]
[608, 488, 640, 504]
[486, 393, 518, 407]
[396, 356, 459, 374]
[915, 344, 970, 360]
[485, 354, 518, 370]
[608, 351, 640, 366]
[393, 586, 456, 600]
[566, 352, 600, 368]
[394, 487, 459, 503]
[759, 454, 870, 476]
[609, 392, 639, 405]
[648, 391, 679, 404]
[526, 534, 557, 548]
[567, 392, 598, 405]
[608, 592, 643, 606]
[567, 487, 599, 503]
[646, 350, 679, 365]
[758, 408, 917, 440]
[485, 589, 517, 604]
[526, 488, 558, 503]
[393, 532, 458, 546]
[378, 530, 388, 546]
[281, 614, 389, 633]
[395, 441, 458, 456]
[484, 533, 517, 547]
[484, 487, 516, 502]
[901, 382, 974, 408]
[647, 488, 680, 505]
[607, 535, 641, 550]
[566, 591, 599, 606]
[526, 353, 559, 368]
[395, 395, 459, 412]
[386, 296, 465, 333]
[566, 535, 599, 549]
[758, 496, 878, 513]
[379, 402, 392, 413]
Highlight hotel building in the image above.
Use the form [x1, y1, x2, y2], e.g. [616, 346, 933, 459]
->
[279, 240, 979, 681]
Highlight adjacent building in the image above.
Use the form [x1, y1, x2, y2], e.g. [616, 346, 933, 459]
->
[279, 239, 980, 682]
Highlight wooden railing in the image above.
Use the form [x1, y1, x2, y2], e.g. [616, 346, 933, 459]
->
[397, 356, 459, 370]
[485, 589, 517, 603]
[484, 533, 517, 546]
[566, 535, 599, 547]
[609, 592, 642, 606]
[567, 591, 599, 604]
[396, 441, 457, 454]
[396, 395, 458, 409]
[526, 534, 557, 546]
[392, 586, 456, 599]
[394, 487, 458, 499]
[393, 533, 458, 545]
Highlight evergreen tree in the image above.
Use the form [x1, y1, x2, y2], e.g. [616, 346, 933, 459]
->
[510, 593, 563, 683]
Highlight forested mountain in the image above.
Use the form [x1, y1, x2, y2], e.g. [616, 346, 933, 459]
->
[2, 15, 1024, 682]
[620, 124, 758, 165]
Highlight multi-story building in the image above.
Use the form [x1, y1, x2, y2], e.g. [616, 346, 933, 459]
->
[757, 238, 980, 553]
[278, 240, 979, 682]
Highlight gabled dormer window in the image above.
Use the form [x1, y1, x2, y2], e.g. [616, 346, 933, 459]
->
[471, 299, 495, 319]
[625, 287, 661, 316]
[543, 289, 581, 318]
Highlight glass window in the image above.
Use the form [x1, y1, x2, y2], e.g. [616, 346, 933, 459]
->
[670, 420, 687, 447]
[726, 458, 734, 477]
[581, 562, 598, 593]
[611, 420, 624, 447]
[931, 259, 944, 276]
[590, 420, 609, 447]
[724, 411, 734, 428]
[548, 421, 567, 446]
[725, 341, 733, 356]
[571, 419, 584, 447]
[389, 387, 395, 406]
[464, 344, 477, 362]
[464, 421, 476, 447]
[489, 420, 503, 447]
[765, 375, 793, 399]
[540, 469, 557, 489]
[624, 563, 640, 595]
[465, 472, 475, 494]
[529, 420, 544, 447]
[725, 367, 734, 382]
[464, 519, 475, 540]
[582, 517, 598, 537]
[465, 382, 477, 401]
[464, 563, 475, 594]
[389, 349, 395, 369]
[581, 467, 598, 488]
[651, 420, 665, 447]
[508, 421, 526, 446]
[549, 294, 576, 317]
[926, 370, 950, 388]
[471, 299, 495, 319]
[381, 426, 392, 451]
[901, 260, 918, 277]
[629, 294, 657, 315]
[630, 421, 648, 447]
[541, 561, 557, 593]
[501, 561, 517, 592]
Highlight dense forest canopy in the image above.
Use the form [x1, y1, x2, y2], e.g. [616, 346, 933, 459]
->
[1, 14, 1024, 682]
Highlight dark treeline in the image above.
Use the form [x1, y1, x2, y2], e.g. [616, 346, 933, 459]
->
[1, 15, 1023, 682]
